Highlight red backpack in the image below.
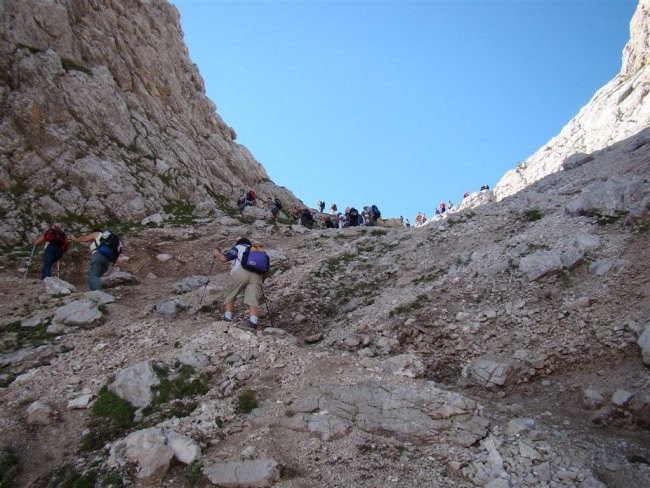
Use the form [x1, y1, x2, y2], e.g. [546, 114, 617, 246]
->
[44, 228, 69, 253]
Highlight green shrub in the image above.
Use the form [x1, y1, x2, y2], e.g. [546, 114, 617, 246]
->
[524, 209, 542, 221]
[0, 446, 19, 487]
[81, 387, 135, 451]
[236, 389, 258, 414]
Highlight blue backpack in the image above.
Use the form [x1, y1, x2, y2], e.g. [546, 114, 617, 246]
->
[242, 246, 270, 274]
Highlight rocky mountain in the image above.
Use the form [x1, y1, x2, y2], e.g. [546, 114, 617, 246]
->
[494, 0, 650, 201]
[0, 1, 649, 488]
[0, 0, 301, 246]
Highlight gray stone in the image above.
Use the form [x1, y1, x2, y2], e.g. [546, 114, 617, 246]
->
[638, 324, 650, 366]
[108, 428, 174, 481]
[611, 389, 634, 407]
[102, 271, 138, 287]
[109, 360, 160, 408]
[67, 394, 94, 409]
[462, 359, 520, 388]
[166, 431, 201, 465]
[26, 401, 55, 425]
[307, 412, 351, 441]
[20, 316, 44, 328]
[84, 290, 115, 305]
[176, 350, 210, 369]
[519, 251, 563, 281]
[582, 388, 605, 410]
[172, 275, 208, 294]
[152, 298, 188, 316]
[380, 354, 426, 378]
[52, 299, 103, 328]
[43, 277, 76, 295]
[202, 460, 280, 487]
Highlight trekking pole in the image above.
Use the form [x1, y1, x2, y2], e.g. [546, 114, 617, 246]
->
[260, 284, 274, 328]
[193, 256, 216, 321]
[23, 244, 36, 279]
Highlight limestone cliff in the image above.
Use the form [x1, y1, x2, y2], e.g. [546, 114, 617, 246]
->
[494, 0, 650, 201]
[0, 0, 299, 244]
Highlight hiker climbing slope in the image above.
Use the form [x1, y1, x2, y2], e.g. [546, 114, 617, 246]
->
[33, 223, 68, 279]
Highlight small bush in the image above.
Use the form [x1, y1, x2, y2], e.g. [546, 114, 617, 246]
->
[0, 446, 19, 487]
[236, 389, 258, 414]
[49, 464, 97, 488]
[81, 387, 135, 451]
[185, 461, 202, 487]
[60, 57, 92, 75]
[524, 209, 542, 221]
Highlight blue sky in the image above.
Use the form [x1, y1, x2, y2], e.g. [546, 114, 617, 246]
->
[170, 0, 637, 221]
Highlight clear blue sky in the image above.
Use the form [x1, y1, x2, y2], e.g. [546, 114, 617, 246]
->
[170, 0, 637, 221]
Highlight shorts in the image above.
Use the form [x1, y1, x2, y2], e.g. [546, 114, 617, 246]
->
[225, 266, 263, 308]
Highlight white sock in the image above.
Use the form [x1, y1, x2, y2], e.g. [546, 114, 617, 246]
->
[250, 316, 258, 325]
[225, 311, 233, 320]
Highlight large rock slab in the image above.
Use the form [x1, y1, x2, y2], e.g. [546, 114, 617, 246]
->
[202, 460, 280, 487]
[291, 381, 488, 447]
[52, 299, 103, 328]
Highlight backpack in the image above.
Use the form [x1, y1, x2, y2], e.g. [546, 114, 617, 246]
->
[348, 208, 359, 226]
[371, 205, 381, 219]
[247, 190, 256, 202]
[97, 231, 122, 263]
[274, 198, 282, 209]
[241, 246, 270, 274]
[44, 228, 69, 253]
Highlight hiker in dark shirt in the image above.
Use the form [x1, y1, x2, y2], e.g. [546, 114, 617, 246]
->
[33, 223, 67, 279]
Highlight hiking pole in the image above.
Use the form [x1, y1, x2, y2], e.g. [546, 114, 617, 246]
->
[193, 256, 216, 321]
[23, 244, 36, 279]
[260, 284, 274, 328]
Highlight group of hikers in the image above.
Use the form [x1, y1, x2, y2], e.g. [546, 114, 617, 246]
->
[293, 201, 382, 230]
[30, 223, 266, 330]
[237, 189, 383, 230]
[29, 224, 123, 291]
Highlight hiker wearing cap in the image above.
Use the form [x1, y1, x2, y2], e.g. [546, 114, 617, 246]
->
[213, 237, 263, 330]
[33, 223, 68, 279]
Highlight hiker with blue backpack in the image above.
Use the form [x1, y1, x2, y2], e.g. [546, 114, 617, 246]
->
[72, 229, 123, 291]
[213, 237, 269, 330]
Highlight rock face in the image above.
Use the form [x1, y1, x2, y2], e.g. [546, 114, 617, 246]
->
[0, 0, 300, 244]
[494, 0, 650, 200]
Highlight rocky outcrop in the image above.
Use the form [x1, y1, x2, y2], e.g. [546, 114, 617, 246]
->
[0, 0, 300, 244]
[494, 0, 650, 200]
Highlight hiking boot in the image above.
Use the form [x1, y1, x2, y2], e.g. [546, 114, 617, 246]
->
[223, 317, 232, 322]
[247, 320, 258, 330]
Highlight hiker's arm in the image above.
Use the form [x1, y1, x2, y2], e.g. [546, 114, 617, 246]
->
[212, 247, 231, 263]
[72, 232, 98, 243]
[33, 235, 44, 245]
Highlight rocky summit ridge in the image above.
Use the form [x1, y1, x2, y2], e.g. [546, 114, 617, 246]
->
[0, 1, 649, 488]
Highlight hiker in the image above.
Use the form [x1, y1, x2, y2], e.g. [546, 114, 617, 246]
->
[369, 204, 381, 225]
[415, 212, 423, 227]
[347, 207, 360, 227]
[300, 208, 315, 229]
[317, 200, 325, 213]
[404, 218, 411, 228]
[33, 223, 68, 279]
[237, 189, 256, 214]
[440, 201, 446, 213]
[213, 237, 263, 329]
[270, 197, 282, 219]
[324, 215, 336, 228]
[72, 229, 122, 291]
[329, 203, 337, 215]
[463, 191, 470, 199]
[337, 212, 348, 228]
